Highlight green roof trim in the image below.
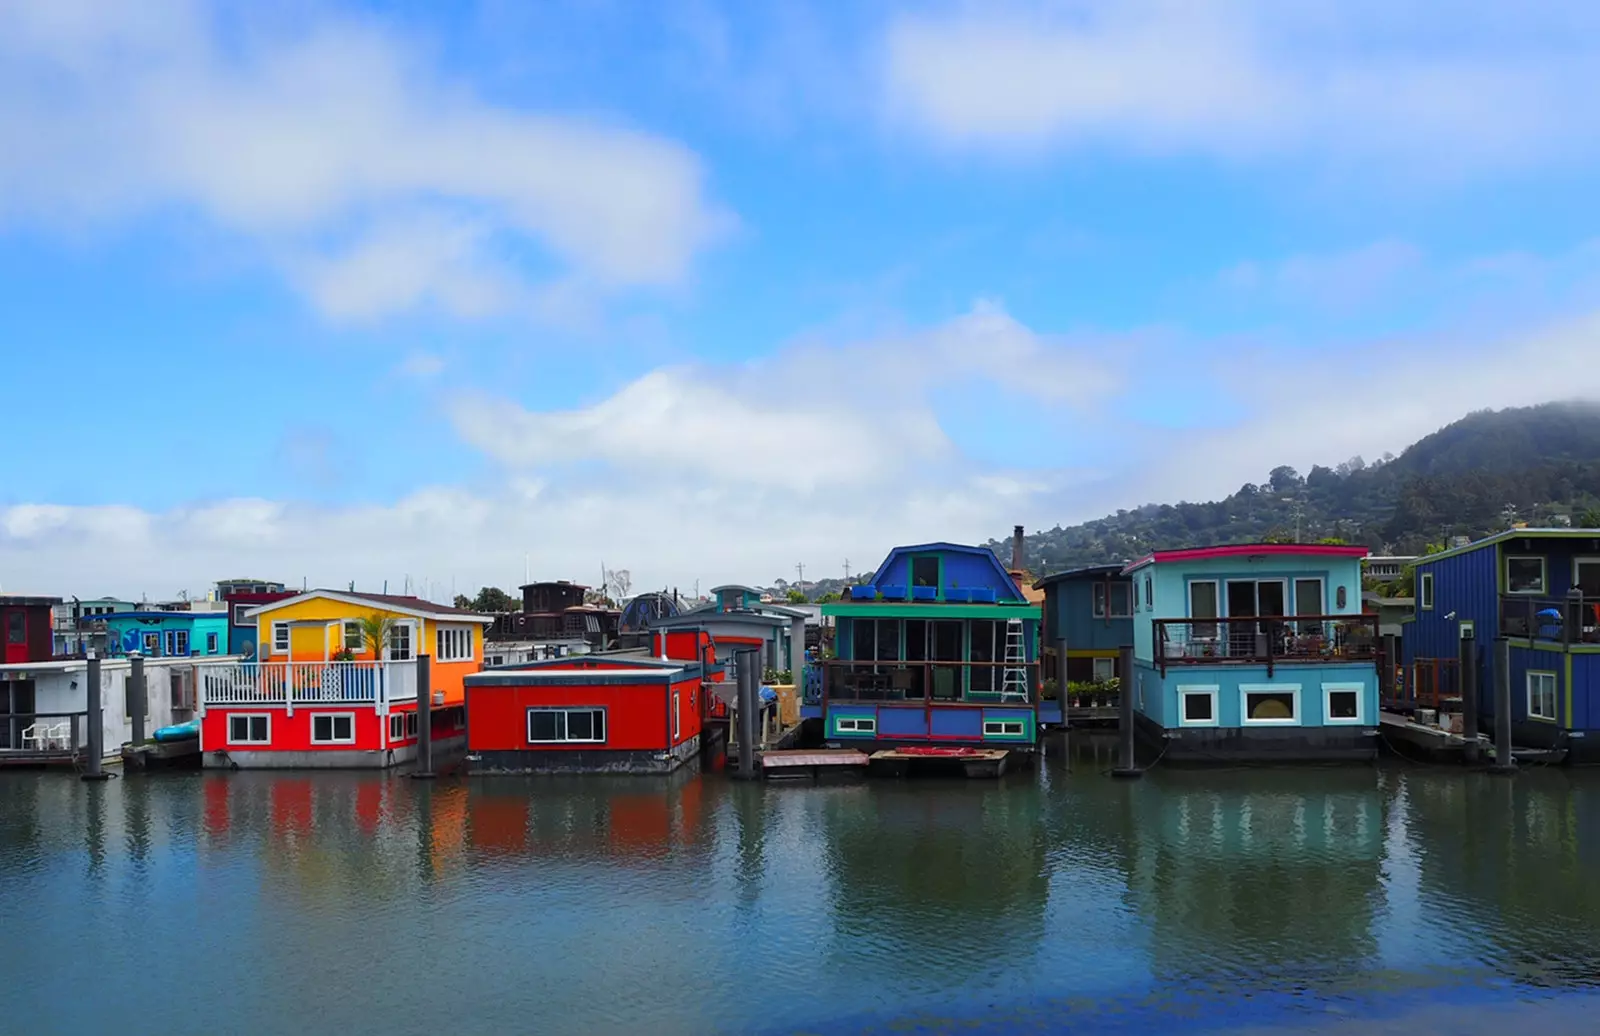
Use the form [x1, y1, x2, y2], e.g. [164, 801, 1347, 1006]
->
[821, 602, 1040, 620]
[1413, 528, 1600, 568]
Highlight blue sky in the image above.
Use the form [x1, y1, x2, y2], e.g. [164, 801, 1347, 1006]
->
[3, 0, 1600, 599]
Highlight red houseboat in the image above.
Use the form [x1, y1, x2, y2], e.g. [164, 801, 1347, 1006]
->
[464, 654, 709, 774]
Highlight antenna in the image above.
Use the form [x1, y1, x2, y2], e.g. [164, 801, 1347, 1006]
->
[844, 558, 850, 583]
[795, 561, 805, 591]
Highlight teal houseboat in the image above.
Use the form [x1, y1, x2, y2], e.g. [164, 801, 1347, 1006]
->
[1126, 543, 1379, 763]
[102, 610, 230, 659]
[818, 542, 1041, 754]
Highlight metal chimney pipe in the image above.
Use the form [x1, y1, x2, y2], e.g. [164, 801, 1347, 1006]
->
[1012, 525, 1025, 572]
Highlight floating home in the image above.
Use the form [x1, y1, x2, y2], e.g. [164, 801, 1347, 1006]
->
[194, 590, 491, 769]
[1, 656, 203, 766]
[1404, 527, 1600, 763]
[102, 609, 231, 660]
[1034, 564, 1134, 684]
[1125, 544, 1379, 763]
[215, 578, 293, 656]
[814, 542, 1042, 753]
[463, 654, 710, 774]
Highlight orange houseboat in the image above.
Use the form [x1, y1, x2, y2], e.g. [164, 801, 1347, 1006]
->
[195, 590, 492, 769]
[464, 654, 711, 774]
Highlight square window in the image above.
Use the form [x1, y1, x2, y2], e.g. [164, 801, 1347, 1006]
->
[1092, 656, 1115, 683]
[567, 709, 594, 741]
[1242, 686, 1300, 725]
[910, 556, 939, 588]
[272, 622, 290, 654]
[344, 622, 363, 651]
[1178, 686, 1217, 726]
[233, 603, 253, 626]
[228, 714, 270, 744]
[1323, 683, 1364, 724]
[389, 714, 404, 740]
[406, 711, 419, 737]
[1506, 556, 1547, 595]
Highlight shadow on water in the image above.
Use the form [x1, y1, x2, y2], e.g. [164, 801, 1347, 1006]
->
[3, 755, 1600, 1034]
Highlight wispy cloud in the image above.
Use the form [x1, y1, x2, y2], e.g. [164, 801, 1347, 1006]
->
[883, 0, 1600, 174]
[0, 0, 731, 321]
[1219, 240, 1423, 310]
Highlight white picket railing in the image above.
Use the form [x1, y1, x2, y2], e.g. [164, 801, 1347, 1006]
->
[198, 661, 418, 705]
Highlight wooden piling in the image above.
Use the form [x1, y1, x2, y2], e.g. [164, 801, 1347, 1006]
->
[1111, 645, 1141, 778]
[1459, 626, 1479, 765]
[410, 654, 436, 779]
[1488, 638, 1517, 775]
[80, 656, 110, 781]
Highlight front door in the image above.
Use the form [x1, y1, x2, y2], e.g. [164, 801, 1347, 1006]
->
[3, 610, 26, 664]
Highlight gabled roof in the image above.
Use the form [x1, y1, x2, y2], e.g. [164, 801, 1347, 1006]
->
[1032, 564, 1127, 590]
[243, 589, 494, 624]
[1411, 527, 1600, 567]
[868, 542, 1027, 601]
[1122, 543, 1370, 575]
[710, 584, 761, 596]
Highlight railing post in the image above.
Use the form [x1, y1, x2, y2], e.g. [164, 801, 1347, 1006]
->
[1565, 589, 1583, 647]
[411, 655, 435, 780]
[81, 656, 110, 781]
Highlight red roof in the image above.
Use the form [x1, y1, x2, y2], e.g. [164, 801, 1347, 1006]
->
[1122, 543, 1370, 574]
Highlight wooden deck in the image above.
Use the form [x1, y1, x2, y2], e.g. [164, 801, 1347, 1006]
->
[1379, 711, 1569, 766]
[759, 748, 868, 780]
[868, 748, 1011, 779]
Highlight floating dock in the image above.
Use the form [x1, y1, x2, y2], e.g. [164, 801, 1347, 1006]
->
[760, 749, 869, 780]
[868, 747, 1011, 779]
[1379, 711, 1568, 766]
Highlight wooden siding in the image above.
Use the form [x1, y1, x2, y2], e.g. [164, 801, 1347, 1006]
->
[1405, 543, 1499, 700]
[1042, 578, 1133, 652]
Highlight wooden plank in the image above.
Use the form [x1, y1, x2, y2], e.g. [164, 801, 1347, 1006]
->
[760, 749, 868, 768]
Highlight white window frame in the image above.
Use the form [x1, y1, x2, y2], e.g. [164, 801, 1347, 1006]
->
[1459, 620, 1475, 640]
[1527, 670, 1558, 722]
[1105, 582, 1132, 618]
[836, 716, 876, 734]
[436, 625, 474, 663]
[527, 707, 607, 744]
[1092, 656, 1116, 682]
[310, 712, 357, 745]
[982, 719, 1026, 736]
[1176, 684, 1219, 727]
[272, 621, 290, 655]
[1092, 583, 1107, 618]
[388, 714, 405, 741]
[407, 711, 418, 737]
[1419, 572, 1434, 611]
[1240, 683, 1302, 726]
[1187, 579, 1219, 638]
[672, 690, 681, 741]
[343, 621, 363, 651]
[206, 632, 219, 654]
[233, 603, 253, 626]
[1322, 682, 1366, 725]
[1505, 555, 1547, 595]
[386, 622, 414, 662]
[227, 713, 272, 745]
[142, 631, 160, 655]
[164, 629, 189, 657]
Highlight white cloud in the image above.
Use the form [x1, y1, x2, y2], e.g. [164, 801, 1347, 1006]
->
[883, 0, 1600, 171]
[0, 0, 728, 320]
[396, 352, 446, 380]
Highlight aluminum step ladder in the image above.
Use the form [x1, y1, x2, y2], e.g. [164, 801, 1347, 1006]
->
[1000, 618, 1030, 701]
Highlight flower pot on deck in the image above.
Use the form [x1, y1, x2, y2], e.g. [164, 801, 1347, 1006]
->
[850, 585, 878, 601]
[944, 587, 972, 602]
[911, 585, 938, 601]
[969, 587, 997, 603]
[878, 584, 908, 601]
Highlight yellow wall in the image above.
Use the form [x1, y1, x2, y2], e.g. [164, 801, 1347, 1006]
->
[251, 595, 485, 705]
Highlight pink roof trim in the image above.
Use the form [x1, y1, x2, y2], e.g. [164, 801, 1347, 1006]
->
[1121, 543, 1369, 574]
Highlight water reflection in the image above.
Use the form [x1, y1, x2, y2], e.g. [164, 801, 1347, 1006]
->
[3, 764, 1600, 1034]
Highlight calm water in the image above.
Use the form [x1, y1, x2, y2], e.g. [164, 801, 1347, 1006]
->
[4, 741, 1600, 1035]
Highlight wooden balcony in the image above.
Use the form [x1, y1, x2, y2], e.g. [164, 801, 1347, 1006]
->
[1154, 615, 1379, 676]
[1499, 594, 1600, 643]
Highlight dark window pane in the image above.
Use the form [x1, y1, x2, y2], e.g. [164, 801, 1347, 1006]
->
[6, 613, 24, 643]
[334, 716, 352, 740]
[529, 711, 559, 742]
[911, 556, 939, 587]
[1328, 691, 1358, 719]
[567, 710, 594, 741]
[1183, 694, 1212, 722]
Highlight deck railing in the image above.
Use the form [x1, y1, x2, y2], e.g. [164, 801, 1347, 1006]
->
[1154, 614, 1378, 676]
[821, 660, 1037, 705]
[198, 660, 417, 706]
[1499, 594, 1600, 642]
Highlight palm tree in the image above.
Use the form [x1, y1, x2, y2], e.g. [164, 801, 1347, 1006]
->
[356, 613, 395, 664]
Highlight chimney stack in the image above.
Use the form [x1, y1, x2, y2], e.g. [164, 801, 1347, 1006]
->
[1012, 525, 1025, 572]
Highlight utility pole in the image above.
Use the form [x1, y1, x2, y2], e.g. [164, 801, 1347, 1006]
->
[844, 558, 850, 583]
[795, 562, 805, 593]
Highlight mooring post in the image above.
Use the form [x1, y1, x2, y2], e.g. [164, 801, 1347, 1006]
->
[81, 655, 110, 781]
[1459, 625, 1479, 765]
[1488, 637, 1517, 775]
[1380, 634, 1399, 704]
[411, 653, 436, 779]
[126, 653, 148, 772]
[736, 648, 760, 780]
[1112, 645, 1141, 779]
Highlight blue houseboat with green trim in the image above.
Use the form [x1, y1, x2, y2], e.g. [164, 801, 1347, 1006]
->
[817, 542, 1041, 755]
[1403, 527, 1600, 763]
[1126, 543, 1379, 763]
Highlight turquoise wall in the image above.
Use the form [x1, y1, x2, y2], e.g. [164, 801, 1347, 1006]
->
[1133, 660, 1378, 729]
[1132, 555, 1365, 663]
[104, 613, 230, 657]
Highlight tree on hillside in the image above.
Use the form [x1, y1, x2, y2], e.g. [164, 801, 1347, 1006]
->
[453, 594, 472, 609]
[786, 589, 807, 604]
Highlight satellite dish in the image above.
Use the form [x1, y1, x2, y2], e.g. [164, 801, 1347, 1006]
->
[240, 638, 256, 660]
[121, 629, 142, 654]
